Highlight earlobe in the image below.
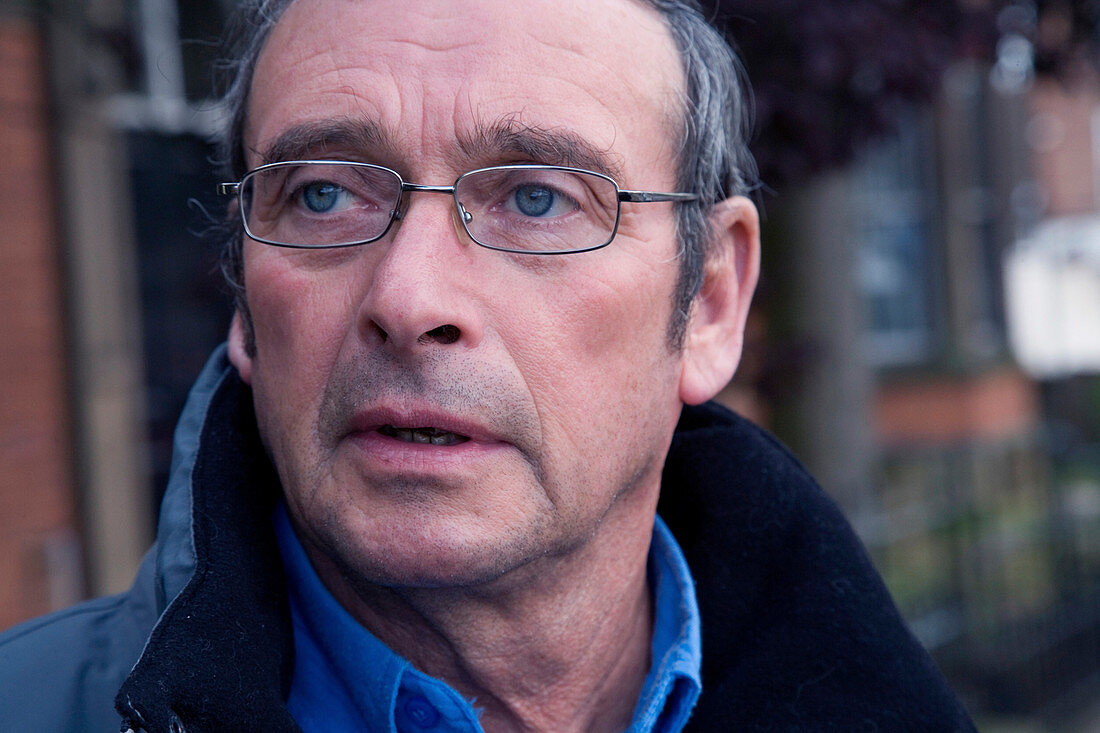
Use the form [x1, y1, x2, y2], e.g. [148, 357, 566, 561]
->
[678, 196, 760, 405]
[228, 311, 254, 385]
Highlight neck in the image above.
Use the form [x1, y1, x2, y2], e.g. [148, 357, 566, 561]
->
[304, 510, 656, 733]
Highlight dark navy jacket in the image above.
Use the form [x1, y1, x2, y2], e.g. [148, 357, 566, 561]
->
[0, 347, 976, 731]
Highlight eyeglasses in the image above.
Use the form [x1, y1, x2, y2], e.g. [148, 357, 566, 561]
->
[218, 161, 699, 255]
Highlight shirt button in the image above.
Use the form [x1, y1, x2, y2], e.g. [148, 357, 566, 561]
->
[403, 694, 441, 729]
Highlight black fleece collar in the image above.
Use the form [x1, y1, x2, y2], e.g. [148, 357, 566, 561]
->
[661, 403, 974, 731]
[116, 373, 299, 733]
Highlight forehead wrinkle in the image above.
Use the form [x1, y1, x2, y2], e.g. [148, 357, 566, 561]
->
[249, 0, 685, 180]
[455, 116, 626, 182]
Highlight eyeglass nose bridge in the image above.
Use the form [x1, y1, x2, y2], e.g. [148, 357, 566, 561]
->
[394, 181, 473, 225]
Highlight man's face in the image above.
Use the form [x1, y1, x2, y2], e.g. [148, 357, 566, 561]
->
[232, 0, 708, 588]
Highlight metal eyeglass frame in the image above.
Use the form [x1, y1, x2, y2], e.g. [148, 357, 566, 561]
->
[218, 160, 700, 255]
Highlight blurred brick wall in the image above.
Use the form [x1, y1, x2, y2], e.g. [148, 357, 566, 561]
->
[1029, 75, 1100, 217]
[874, 367, 1040, 445]
[0, 13, 84, 632]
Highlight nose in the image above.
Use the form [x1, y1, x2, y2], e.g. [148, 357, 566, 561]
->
[355, 195, 484, 353]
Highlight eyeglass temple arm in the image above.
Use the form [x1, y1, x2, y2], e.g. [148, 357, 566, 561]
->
[218, 182, 240, 196]
[618, 190, 699, 203]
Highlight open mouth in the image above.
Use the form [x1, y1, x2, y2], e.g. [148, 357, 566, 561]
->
[377, 424, 470, 446]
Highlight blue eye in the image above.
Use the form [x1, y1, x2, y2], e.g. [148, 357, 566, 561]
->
[301, 182, 347, 213]
[513, 185, 555, 217]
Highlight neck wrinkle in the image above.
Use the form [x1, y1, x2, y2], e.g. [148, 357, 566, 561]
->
[305, 508, 656, 733]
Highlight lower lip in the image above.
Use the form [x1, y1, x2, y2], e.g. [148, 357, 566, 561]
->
[343, 430, 511, 472]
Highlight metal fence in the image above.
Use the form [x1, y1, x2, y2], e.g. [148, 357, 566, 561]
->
[860, 437, 1100, 722]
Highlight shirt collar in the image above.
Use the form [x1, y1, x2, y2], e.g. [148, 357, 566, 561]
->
[630, 515, 703, 732]
[274, 503, 701, 732]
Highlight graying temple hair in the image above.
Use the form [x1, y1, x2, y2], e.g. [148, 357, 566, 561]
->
[216, 0, 756, 347]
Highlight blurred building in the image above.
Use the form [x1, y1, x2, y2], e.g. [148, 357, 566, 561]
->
[0, 0, 230, 629]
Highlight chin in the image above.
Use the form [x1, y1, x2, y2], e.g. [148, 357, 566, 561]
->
[325, 517, 552, 591]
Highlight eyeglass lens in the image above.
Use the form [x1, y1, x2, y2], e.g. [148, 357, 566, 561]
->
[457, 166, 618, 253]
[242, 162, 402, 248]
[240, 162, 621, 253]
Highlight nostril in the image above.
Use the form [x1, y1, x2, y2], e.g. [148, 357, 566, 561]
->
[365, 321, 389, 344]
[420, 324, 460, 345]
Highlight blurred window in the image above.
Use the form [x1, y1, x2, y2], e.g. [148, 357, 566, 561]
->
[854, 110, 940, 366]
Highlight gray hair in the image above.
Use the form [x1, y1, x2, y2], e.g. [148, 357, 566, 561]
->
[216, 0, 756, 349]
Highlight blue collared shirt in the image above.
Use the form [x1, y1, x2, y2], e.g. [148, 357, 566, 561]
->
[274, 504, 701, 732]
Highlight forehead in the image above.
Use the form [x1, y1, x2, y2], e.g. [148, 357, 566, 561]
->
[246, 0, 685, 176]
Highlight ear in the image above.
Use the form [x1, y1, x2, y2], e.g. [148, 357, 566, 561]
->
[678, 196, 760, 405]
[228, 310, 254, 385]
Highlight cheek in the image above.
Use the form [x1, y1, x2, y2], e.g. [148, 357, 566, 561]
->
[560, 266, 676, 363]
[504, 260, 681, 431]
[246, 253, 358, 415]
[500, 267, 682, 519]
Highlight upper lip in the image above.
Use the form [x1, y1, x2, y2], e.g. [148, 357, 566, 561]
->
[346, 404, 504, 444]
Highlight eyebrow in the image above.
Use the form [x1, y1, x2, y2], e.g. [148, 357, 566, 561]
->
[253, 116, 625, 181]
[255, 119, 393, 166]
[458, 118, 626, 181]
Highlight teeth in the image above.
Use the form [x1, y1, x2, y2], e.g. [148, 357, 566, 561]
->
[379, 424, 469, 446]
